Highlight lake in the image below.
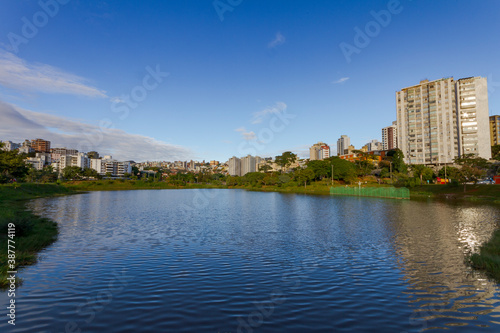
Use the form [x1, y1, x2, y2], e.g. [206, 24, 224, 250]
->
[1, 189, 500, 332]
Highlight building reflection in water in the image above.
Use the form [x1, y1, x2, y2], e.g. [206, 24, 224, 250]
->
[388, 200, 500, 330]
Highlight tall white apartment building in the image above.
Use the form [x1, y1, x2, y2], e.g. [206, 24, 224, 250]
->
[241, 155, 256, 175]
[228, 156, 241, 176]
[456, 77, 491, 159]
[396, 76, 491, 165]
[337, 135, 350, 156]
[382, 121, 398, 150]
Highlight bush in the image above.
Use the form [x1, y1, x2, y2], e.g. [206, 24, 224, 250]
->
[0, 214, 34, 238]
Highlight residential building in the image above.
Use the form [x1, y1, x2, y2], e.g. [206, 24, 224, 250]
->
[90, 156, 131, 176]
[18, 146, 34, 154]
[382, 121, 398, 150]
[51, 148, 78, 163]
[489, 115, 500, 146]
[1, 141, 21, 151]
[26, 157, 44, 170]
[309, 142, 330, 160]
[320, 145, 330, 159]
[241, 155, 256, 175]
[457, 77, 490, 158]
[31, 139, 51, 153]
[396, 76, 491, 165]
[337, 135, 350, 156]
[228, 156, 241, 176]
[367, 139, 383, 152]
[71, 152, 90, 169]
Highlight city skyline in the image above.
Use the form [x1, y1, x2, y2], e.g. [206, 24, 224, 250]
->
[1, 1, 499, 162]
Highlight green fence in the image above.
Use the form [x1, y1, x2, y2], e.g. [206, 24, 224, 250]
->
[330, 186, 410, 199]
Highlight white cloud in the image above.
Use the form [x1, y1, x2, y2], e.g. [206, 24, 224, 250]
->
[268, 32, 285, 48]
[0, 50, 107, 98]
[0, 101, 192, 161]
[332, 77, 350, 84]
[251, 102, 287, 124]
[235, 127, 256, 141]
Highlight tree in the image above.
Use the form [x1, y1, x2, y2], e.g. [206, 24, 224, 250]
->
[243, 172, 265, 186]
[354, 160, 375, 177]
[275, 152, 297, 172]
[259, 164, 273, 172]
[83, 167, 101, 179]
[492, 145, 500, 161]
[306, 160, 330, 180]
[87, 151, 99, 159]
[411, 164, 434, 185]
[0, 142, 29, 182]
[453, 154, 488, 192]
[438, 166, 460, 181]
[295, 168, 315, 188]
[326, 157, 357, 183]
[62, 166, 84, 180]
[386, 149, 407, 174]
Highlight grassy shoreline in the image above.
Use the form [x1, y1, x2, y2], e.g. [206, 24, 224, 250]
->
[1, 181, 499, 287]
[0, 184, 75, 288]
[62, 180, 500, 202]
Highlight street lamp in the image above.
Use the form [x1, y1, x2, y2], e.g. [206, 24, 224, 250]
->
[389, 161, 393, 183]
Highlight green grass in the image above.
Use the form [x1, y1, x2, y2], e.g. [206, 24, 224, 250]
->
[410, 184, 500, 203]
[469, 230, 500, 282]
[0, 183, 74, 288]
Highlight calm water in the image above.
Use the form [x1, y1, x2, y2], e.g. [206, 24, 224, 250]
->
[2, 189, 500, 332]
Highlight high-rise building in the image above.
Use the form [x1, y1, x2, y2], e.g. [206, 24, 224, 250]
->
[309, 142, 330, 160]
[320, 145, 330, 159]
[396, 76, 491, 165]
[228, 156, 241, 176]
[309, 146, 320, 160]
[382, 121, 398, 150]
[456, 77, 490, 158]
[337, 135, 350, 156]
[489, 115, 500, 146]
[241, 155, 256, 175]
[31, 139, 51, 153]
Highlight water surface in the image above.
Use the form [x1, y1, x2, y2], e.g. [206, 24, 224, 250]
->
[1, 189, 500, 332]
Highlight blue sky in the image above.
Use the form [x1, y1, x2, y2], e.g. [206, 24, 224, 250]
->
[0, 0, 499, 162]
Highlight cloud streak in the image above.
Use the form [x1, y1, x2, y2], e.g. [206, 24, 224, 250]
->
[268, 32, 285, 48]
[332, 77, 350, 84]
[235, 127, 256, 141]
[251, 102, 287, 124]
[0, 50, 107, 98]
[0, 101, 193, 162]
